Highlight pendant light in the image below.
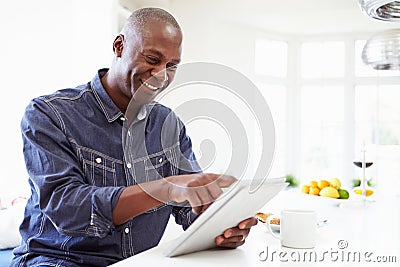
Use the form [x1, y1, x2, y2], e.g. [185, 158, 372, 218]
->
[362, 28, 400, 70]
[358, 0, 400, 21]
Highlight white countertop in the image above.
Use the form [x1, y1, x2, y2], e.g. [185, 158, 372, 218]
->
[110, 189, 400, 267]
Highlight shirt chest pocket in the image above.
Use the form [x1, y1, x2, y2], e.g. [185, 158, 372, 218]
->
[78, 148, 123, 187]
[143, 153, 170, 183]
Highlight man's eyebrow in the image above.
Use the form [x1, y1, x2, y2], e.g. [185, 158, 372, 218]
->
[145, 49, 181, 63]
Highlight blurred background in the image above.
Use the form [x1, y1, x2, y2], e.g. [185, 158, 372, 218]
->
[0, 0, 399, 205]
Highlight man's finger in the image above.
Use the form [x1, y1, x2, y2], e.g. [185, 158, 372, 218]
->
[223, 228, 250, 239]
[214, 174, 237, 188]
[187, 191, 203, 214]
[238, 217, 258, 229]
[207, 182, 223, 199]
[215, 235, 245, 248]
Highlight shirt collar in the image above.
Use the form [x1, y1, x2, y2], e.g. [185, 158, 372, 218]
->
[137, 105, 147, 121]
[90, 68, 148, 123]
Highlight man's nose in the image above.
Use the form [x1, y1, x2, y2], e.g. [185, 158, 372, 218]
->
[151, 68, 168, 83]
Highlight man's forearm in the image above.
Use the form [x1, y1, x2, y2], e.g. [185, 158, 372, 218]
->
[112, 179, 169, 226]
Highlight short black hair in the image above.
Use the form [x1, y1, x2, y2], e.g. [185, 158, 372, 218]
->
[123, 7, 181, 34]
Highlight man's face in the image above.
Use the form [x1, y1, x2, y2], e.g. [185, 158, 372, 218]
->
[116, 19, 182, 105]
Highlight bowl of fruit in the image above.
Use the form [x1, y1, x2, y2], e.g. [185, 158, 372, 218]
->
[301, 178, 350, 205]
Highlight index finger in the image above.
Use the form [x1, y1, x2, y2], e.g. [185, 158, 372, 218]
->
[213, 174, 237, 188]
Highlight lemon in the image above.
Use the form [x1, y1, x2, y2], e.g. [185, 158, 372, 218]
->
[301, 185, 310, 194]
[317, 180, 330, 189]
[309, 180, 318, 188]
[319, 186, 340, 198]
[338, 189, 349, 199]
[309, 186, 320, 196]
[329, 177, 341, 189]
[354, 189, 374, 197]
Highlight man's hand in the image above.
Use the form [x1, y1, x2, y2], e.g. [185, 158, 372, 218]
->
[214, 217, 258, 248]
[165, 173, 237, 214]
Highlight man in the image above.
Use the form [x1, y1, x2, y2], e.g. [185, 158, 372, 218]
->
[11, 7, 257, 267]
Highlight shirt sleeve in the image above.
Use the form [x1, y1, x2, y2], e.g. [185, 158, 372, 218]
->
[172, 205, 198, 231]
[21, 98, 125, 238]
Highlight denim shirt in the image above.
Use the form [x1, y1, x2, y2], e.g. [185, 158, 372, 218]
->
[11, 69, 200, 267]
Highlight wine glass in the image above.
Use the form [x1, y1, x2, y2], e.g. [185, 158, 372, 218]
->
[352, 145, 375, 205]
[340, 145, 375, 208]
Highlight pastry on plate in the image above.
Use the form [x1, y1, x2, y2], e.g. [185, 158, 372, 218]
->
[255, 212, 280, 225]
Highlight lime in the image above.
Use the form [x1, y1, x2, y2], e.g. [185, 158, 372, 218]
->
[338, 189, 349, 199]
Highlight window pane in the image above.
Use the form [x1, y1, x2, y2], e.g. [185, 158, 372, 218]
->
[355, 85, 400, 145]
[256, 83, 287, 177]
[301, 86, 344, 122]
[355, 84, 400, 195]
[300, 86, 344, 179]
[301, 41, 345, 78]
[255, 39, 287, 77]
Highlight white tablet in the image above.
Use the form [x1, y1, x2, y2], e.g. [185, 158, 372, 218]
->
[163, 177, 288, 257]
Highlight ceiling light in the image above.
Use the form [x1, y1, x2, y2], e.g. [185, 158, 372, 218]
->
[359, 0, 400, 21]
[362, 28, 400, 70]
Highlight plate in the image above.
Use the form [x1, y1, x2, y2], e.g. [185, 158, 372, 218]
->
[262, 218, 328, 232]
[258, 218, 280, 232]
[301, 192, 350, 207]
[269, 223, 280, 232]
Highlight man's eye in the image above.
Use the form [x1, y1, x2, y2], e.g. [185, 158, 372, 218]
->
[146, 56, 159, 64]
[167, 64, 178, 71]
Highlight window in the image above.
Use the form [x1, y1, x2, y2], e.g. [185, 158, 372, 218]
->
[299, 41, 346, 181]
[253, 36, 399, 193]
[300, 85, 345, 179]
[354, 38, 400, 194]
[355, 84, 400, 194]
[255, 39, 288, 78]
[256, 83, 287, 177]
[254, 38, 288, 177]
[301, 41, 345, 78]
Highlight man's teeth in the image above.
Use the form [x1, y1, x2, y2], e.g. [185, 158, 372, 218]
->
[143, 81, 159, 91]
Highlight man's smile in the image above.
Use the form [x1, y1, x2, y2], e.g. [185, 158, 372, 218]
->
[142, 80, 160, 91]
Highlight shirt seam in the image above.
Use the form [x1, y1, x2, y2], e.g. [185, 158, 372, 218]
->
[91, 82, 122, 122]
[68, 138, 124, 164]
[130, 142, 180, 164]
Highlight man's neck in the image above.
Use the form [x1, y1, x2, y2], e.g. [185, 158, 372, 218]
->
[100, 70, 130, 113]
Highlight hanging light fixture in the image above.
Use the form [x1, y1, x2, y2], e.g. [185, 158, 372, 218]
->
[362, 28, 400, 70]
[358, 0, 400, 21]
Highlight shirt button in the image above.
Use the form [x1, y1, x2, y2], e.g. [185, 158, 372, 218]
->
[127, 163, 132, 169]
[120, 117, 126, 121]
[95, 157, 102, 164]
[158, 158, 163, 163]
[124, 227, 129, 234]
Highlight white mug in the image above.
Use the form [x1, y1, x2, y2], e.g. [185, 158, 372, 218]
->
[266, 209, 317, 249]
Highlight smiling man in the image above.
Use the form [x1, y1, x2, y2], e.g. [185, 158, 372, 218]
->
[11, 7, 257, 267]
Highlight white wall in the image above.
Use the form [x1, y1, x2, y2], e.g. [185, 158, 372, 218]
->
[170, 2, 260, 78]
[0, 0, 115, 205]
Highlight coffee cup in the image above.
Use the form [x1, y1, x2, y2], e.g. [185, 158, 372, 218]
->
[266, 209, 317, 249]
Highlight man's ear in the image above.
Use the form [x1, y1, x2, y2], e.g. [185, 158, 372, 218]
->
[113, 34, 124, 56]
